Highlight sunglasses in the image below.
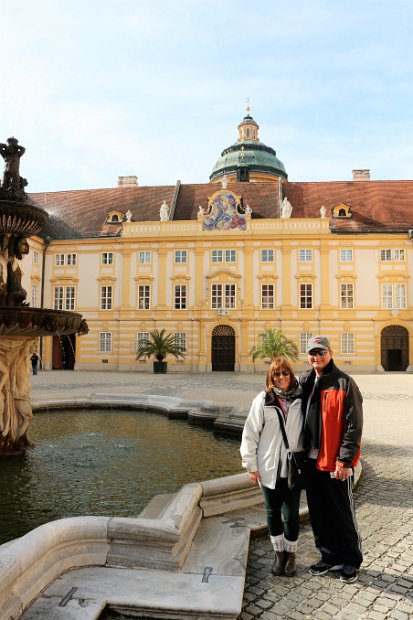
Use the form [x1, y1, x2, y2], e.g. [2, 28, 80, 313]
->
[308, 349, 328, 357]
[274, 370, 290, 377]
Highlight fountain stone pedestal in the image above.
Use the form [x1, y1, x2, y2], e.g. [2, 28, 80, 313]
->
[0, 137, 88, 455]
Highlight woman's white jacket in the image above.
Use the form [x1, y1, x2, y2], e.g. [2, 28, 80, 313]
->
[240, 389, 304, 489]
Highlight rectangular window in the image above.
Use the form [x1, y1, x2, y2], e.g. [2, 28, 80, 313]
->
[395, 283, 407, 309]
[174, 284, 187, 310]
[65, 286, 75, 310]
[55, 254, 65, 266]
[381, 283, 393, 309]
[101, 285, 113, 310]
[341, 332, 355, 354]
[102, 252, 114, 265]
[175, 250, 187, 264]
[300, 283, 312, 308]
[299, 249, 312, 262]
[340, 249, 353, 262]
[138, 251, 151, 264]
[33, 251, 39, 264]
[300, 332, 312, 354]
[174, 332, 186, 352]
[66, 253, 77, 266]
[224, 284, 236, 309]
[225, 249, 236, 262]
[340, 283, 354, 309]
[211, 284, 222, 309]
[138, 285, 150, 310]
[261, 249, 274, 262]
[31, 284, 38, 307]
[137, 331, 150, 352]
[53, 287, 63, 310]
[261, 284, 274, 309]
[380, 249, 405, 262]
[99, 332, 112, 353]
[212, 250, 223, 263]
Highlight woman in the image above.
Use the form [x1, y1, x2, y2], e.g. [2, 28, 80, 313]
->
[240, 356, 304, 577]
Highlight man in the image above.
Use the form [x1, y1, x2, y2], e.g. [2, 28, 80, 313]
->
[300, 335, 363, 583]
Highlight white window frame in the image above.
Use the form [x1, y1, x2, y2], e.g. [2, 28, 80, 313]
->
[261, 249, 274, 262]
[100, 285, 113, 310]
[300, 332, 312, 354]
[102, 252, 114, 265]
[54, 286, 64, 310]
[261, 284, 274, 309]
[299, 283, 313, 309]
[138, 251, 151, 264]
[212, 250, 223, 263]
[211, 284, 222, 309]
[99, 332, 112, 353]
[224, 284, 236, 309]
[174, 284, 187, 310]
[55, 254, 65, 266]
[175, 250, 187, 264]
[225, 249, 236, 263]
[136, 331, 150, 352]
[299, 249, 313, 262]
[380, 249, 405, 262]
[340, 283, 354, 309]
[341, 332, 355, 354]
[174, 332, 186, 352]
[66, 253, 77, 266]
[340, 249, 353, 262]
[381, 283, 407, 309]
[65, 286, 76, 310]
[138, 285, 150, 310]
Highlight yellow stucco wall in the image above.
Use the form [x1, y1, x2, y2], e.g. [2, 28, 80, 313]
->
[22, 216, 413, 373]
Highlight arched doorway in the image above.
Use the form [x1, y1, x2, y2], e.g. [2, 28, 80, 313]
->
[211, 325, 235, 371]
[52, 335, 76, 370]
[381, 326, 409, 371]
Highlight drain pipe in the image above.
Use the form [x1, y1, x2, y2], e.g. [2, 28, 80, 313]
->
[39, 235, 51, 369]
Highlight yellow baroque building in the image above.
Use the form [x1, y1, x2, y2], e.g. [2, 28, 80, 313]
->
[24, 111, 413, 373]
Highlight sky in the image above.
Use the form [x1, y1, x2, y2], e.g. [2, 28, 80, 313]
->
[1, 0, 412, 193]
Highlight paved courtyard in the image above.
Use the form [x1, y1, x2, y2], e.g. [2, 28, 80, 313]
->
[30, 370, 413, 619]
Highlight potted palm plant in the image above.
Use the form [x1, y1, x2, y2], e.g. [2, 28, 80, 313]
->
[136, 329, 186, 373]
[250, 328, 299, 362]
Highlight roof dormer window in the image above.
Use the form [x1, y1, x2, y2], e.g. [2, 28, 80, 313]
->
[332, 202, 352, 219]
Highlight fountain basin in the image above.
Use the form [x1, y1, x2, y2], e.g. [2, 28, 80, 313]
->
[0, 306, 87, 337]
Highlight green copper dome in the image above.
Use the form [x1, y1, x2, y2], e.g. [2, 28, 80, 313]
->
[209, 111, 287, 183]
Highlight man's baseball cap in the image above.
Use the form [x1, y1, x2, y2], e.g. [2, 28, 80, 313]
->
[306, 335, 331, 353]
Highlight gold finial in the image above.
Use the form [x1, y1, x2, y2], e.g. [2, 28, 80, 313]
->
[246, 97, 250, 114]
[241, 145, 245, 160]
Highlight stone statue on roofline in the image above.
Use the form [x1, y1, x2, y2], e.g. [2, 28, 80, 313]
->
[197, 205, 204, 219]
[245, 204, 252, 216]
[281, 196, 293, 219]
[320, 205, 327, 218]
[125, 209, 132, 222]
[160, 200, 169, 221]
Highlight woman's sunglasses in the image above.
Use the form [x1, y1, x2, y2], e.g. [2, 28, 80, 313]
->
[274, 370, 290, 377]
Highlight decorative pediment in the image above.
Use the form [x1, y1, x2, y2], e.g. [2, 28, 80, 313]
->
[332, 202, 352, 218]
[202, 189, 246, 231]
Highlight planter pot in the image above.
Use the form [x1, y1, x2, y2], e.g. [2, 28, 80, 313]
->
[153, 361, 167, 374]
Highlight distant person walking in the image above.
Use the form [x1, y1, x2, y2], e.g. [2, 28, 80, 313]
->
[30, 353, 39, 375]
[241, 357, 304, 578]
[300, 336, 363, 583]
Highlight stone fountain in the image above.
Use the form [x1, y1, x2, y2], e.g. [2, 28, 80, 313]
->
[0, 137, 88, 455]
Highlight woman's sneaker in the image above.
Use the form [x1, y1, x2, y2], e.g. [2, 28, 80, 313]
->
[340, 565, 357, 583]
[309, 560, 344, 575]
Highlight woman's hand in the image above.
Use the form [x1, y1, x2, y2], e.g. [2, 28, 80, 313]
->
[249, 471, 261, 485]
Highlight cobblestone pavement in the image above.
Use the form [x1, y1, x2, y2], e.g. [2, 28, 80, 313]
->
[241, 440, 413, 620]
[30, 370, 413, 619]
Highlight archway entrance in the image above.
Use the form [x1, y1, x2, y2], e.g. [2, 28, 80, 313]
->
[381, 326, 409, 371]
[211, 325, 235, 371]
[52, 335, 76, 370]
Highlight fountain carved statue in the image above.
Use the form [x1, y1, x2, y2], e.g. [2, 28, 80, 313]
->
[0, 137, 89, 455]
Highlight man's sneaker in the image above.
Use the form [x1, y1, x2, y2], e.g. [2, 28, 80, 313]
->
[308, 561, 333, 575]
[340, 565, 358, 583]
[309, 561, 344, 575]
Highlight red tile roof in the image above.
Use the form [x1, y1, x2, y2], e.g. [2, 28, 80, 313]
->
[28, 179, 413, 240]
